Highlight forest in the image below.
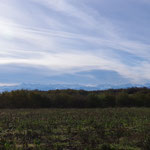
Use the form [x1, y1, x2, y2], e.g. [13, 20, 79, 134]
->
[0, 87, 150, 108]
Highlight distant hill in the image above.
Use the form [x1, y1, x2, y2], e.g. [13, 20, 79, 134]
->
[0, 83, 149, 92]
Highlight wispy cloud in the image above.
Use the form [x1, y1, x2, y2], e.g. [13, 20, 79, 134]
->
[0, 0, 150, 84]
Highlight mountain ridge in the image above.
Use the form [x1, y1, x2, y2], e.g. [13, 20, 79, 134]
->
[0, 83, 149, 92]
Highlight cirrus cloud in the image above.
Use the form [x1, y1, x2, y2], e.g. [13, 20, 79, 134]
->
[0, 0, 150, 85]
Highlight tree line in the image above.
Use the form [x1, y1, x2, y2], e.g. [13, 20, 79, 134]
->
[0, 87, 150, 108]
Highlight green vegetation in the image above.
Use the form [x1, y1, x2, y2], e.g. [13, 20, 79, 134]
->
[0, 88, 150, 149]
[0, 87, 150, 108]
[0, 108, 150, 150]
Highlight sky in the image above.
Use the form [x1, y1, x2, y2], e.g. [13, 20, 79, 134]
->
[0, 0, 150, 86]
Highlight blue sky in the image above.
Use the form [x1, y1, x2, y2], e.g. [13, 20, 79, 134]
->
[0, 0, 150, 86]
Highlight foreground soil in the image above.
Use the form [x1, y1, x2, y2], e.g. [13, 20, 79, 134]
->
[0, 108, 150, 150]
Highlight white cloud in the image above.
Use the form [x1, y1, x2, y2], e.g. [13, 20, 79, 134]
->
[0, 83, 19, 87]
[0, 0, 150, 84]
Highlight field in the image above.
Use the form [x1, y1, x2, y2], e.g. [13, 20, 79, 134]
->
[0, 108, 150, 150]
